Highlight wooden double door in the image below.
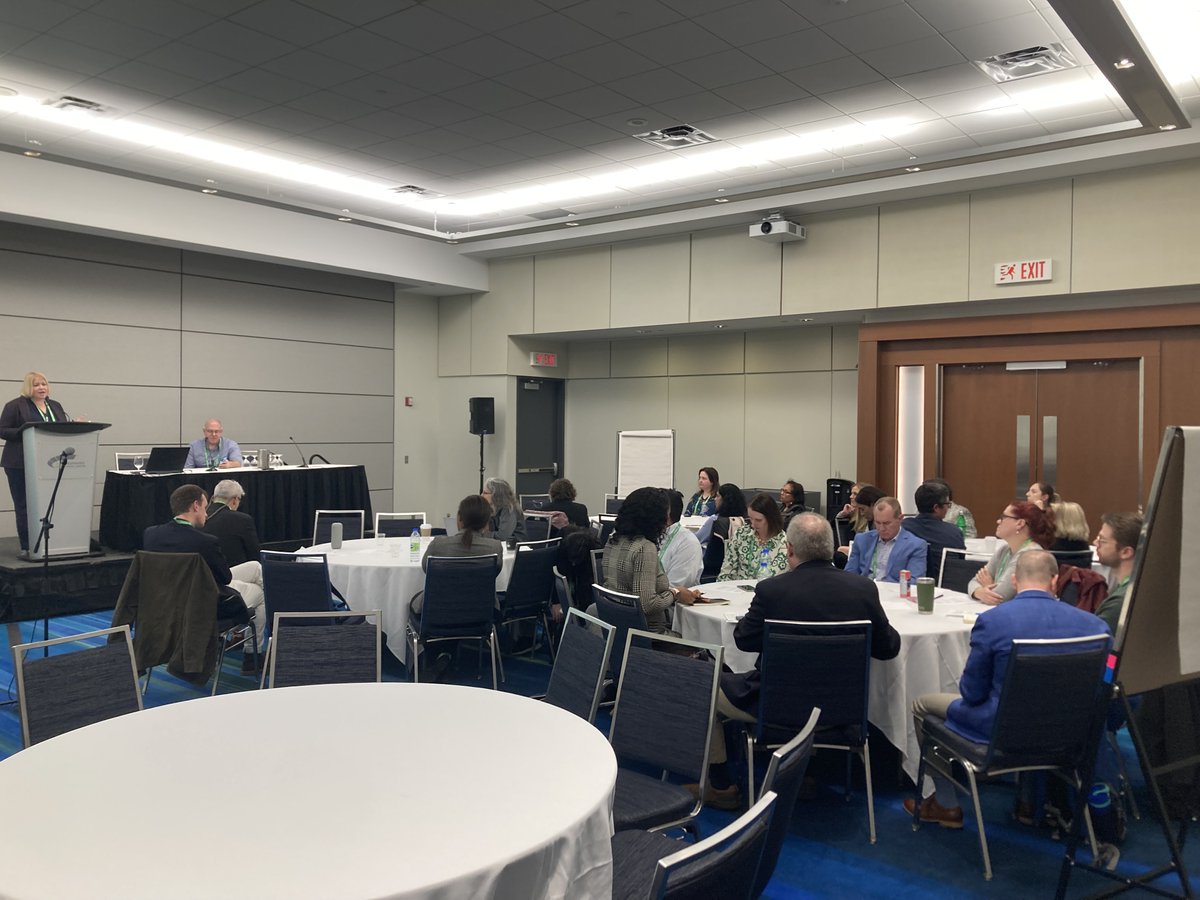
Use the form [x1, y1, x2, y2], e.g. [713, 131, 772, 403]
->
[940, 359, 1141, 532]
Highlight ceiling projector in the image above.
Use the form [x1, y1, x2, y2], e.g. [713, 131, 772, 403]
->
[750, 219, 807, 242]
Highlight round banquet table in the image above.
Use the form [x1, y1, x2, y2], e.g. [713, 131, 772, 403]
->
[0, 683, 616, 900]
[675, 578, 983, 784]
[307, 537, 517, 662]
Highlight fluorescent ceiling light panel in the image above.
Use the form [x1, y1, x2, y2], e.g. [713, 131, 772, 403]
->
[1117, 0, 1200, 84]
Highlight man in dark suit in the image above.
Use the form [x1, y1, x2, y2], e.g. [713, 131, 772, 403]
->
[901, 480, 967, 582]
[203, 479, 260, 567]
[698, 513, 902, 808]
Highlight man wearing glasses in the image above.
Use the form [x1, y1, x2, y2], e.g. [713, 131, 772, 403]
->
[203, 479, 260, 568]
[901, 480, 967, 581]
[1093, 512, 1142, 634]
[184, 419, 243, 470]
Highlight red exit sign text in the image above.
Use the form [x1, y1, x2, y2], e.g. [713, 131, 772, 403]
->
[995, 258, 1052, 284]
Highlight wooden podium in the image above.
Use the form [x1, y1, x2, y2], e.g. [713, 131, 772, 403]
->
[19, 421, 109, 560]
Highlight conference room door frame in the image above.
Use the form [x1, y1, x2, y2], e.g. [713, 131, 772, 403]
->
[514, 378, 565, 503]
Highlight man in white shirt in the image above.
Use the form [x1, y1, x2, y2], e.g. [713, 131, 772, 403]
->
[661, 490, 704, 589]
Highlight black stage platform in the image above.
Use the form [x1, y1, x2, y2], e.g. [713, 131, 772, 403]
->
[0, 536, 133, 631]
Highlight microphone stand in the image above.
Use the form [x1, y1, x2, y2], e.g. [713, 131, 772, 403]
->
[478, 432, 486, 495]
[30, 448, 71, 646]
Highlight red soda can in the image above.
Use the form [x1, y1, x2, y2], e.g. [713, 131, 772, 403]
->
[899, 570, 911, 597]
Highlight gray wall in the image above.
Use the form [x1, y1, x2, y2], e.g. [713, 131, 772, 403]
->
[0, 223, 396, 539]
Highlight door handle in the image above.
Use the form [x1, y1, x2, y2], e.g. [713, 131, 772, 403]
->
[1042, 416, 1057, 486]
[1015, 415, 1030, 498]
[517, 464, 557, 475]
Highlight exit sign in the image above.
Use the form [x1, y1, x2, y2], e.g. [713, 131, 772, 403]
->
[529, 351, 558, 367]
[995, 258, 1052, 284]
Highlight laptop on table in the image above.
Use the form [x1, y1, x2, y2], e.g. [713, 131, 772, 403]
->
[144, 446, 190, 474]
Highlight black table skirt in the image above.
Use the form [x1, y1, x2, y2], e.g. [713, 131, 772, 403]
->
[99, 466, 373, 551]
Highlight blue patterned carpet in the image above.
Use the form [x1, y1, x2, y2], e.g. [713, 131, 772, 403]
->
[2, 612, 1196, 899]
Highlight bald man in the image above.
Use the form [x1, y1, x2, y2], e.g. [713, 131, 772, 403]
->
[184, 419, 242, 470]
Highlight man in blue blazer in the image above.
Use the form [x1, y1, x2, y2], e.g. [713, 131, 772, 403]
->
[845, 497, 927, 582]
[904, 550, 1108, 828]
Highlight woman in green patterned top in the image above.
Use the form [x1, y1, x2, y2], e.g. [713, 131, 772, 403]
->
[718, 492, 789, 581]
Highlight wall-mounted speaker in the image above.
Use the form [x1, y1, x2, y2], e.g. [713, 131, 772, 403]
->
[468, 397, 494, 435]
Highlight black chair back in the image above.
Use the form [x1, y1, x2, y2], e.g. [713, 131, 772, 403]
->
[543, 608, 614, 723]
[590, 548, 605, 586]
[754, 709, 820, 898]
[758, 620, 871, 744]
[939, 551, 980, 593]
[313, 510, 363, 545]
[377, 517, 423, 537]
[1052, 548, 1095, 570]
[261, 551, 339, 639]
[523, 515, 551, 542]
[605, 496, 625, 515]
[597, 515, 617, 545]
[591, 584, 648, 678]
[651, 792, 776, 900]
[420, 555, 500, 637]
[268, 610, 381, 688]
[520, 493, 551, 510]
[499, 542, 559, 620]
[552, 566, 572, 615]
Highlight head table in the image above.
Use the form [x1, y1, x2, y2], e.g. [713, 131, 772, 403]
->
[0, 683, 615, 899]
[675, 578, 987, 784]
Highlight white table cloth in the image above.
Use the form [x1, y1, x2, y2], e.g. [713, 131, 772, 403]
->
[0, 683, 616, 900]
[308, 537, 516, 662]
[675, 579, 987, 783]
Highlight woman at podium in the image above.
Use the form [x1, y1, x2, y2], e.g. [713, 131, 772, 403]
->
[0, 371, 71, 553]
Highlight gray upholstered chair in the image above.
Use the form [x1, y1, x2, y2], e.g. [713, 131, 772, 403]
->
[540, 608, 614, 724]
[267, 610, 382, 688]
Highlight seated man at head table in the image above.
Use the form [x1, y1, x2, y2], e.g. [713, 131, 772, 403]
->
[660, 489, 704, 591]
[202, 479, 260, 568]
[845, 496, 928, 582]
[184, 418, 242, 469]
[905, 550, 1108, 829]
[143, 484, 266, 674]
[901, 480, 966, 583]
[693, 512, 901, 810]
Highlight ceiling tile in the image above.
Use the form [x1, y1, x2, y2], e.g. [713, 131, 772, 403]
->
[715, 74, 810, 110]
[90, 0, 214, 38]
[1035, 108, 1129, 132]
[439, 35, 542, 78]
[742, 28, 849, 72]
[181, 20, 295, 66]
[343, 109, 430, 140]
[786, 56, 884, 94]
[392, 95, 478, 127]
[440, 79, 533, 114]
[640, 90, 742, 123]
[11, 35, 125, 77]
[364, 5, 480, 53]
[0, 57, 86, 94]
[349, 136, 435, 164]
[451, 142, 529, 167]
[558, 42, 659, 82]
[101, 60, 205, 98]
[619, 19, 733, 66]
[900, 134, 979, 157]
[402, 127, 474, 154]
[496, 12, 608, 59]
[425, 0, 546, 31]
[586, 138, 663, 162]
[820, 81, 916, 113]
[851, 99, 943, 129]
[948, 105, 1036, 134]
[134, 100, 229, 130]
[404, 153, 479, 176]
[563, 0, 682, 40]
[259, 49, 369, 89]
[858, 35, 966, 78]
[382, 56, 479, 93]
[921, 84, 1014, 116]
[908, 0, 1035, 33]
[754, 96, 841, 127]
[494, 61, 595, 99]
[695, 0, 811, 45]
[445, 114, 529, 143]
[552, 85, 639, 118]
[689, 110, 780, 139]
[216, 68, 312, 104]
[608, 68, 702, 105]
[252, 104, 335, 134]
[943, 12, 1060, 62]
[233, 0, 349, 45]
[303, 0, 411, 28]
[781, 0, 906, 27]
[63, 78, 170, 113]
[50, 12, 171, 56]
[307, 30, 419, 71]
[821, 5, 936, 53]
[141, 41, 250, 82]
[285, 90, 378, 122]
[175, 84, 275, 118]
[892, 63, 995, 99]
[543, 119, 630, 147]
[0, 22, 34, 54]
[499, 100, 583, 131]
[672, 49, 773, 89]
[0, 0, 78, 30]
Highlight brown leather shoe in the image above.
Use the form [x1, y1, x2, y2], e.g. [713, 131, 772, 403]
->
[904, 796, 964, 829]
[683, 783, 743, 811]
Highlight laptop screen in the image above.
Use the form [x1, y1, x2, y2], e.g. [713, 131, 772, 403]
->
[144, 446, 189, 473]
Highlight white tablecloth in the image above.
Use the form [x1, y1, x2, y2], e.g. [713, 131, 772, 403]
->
[0, 683, 616, 900]
[675, 579, 986, 783]
[308, 537, 516, 662]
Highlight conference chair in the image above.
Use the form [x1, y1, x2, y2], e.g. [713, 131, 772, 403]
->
[597, 514, 618, 545]
[519, 493, 551, 510]
[939, 547, 982, 593]
[609, 630, 723, 834]
[539, 608, 615, 724]
[495, 538, 560, 675]
[552, 565, 573, 615]
[113, 452, 144, 471]
[112, 551, 256, 697]
[406, 554, 502, 689]
[745, 620, 878, 842]
[12, 625, 142, 748]
[590, 548, 605, 586]
[604, 494, 625, 515]
[312, 509, 364, 546]
[259, 551, 351, 681]
[1051, 547, 1096, 570]
[374, 512, 426, 537]
[267, 609, 382, 688]
[591, 584, 650, 684]
[523, 512, 554, 542]
[912, 633, 1112, 880]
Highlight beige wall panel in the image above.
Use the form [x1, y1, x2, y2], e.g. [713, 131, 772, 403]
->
[0, 250, 181, 329]
[610, 235, 691, 328]
[180, 389, 393, 446]
[474, 256, 534, 374]
[0, 221, 180, 271]
[831, 325, 859, 370]
[565, 377, 669, 513]
[507, 336, 568, 378]
[969, 180, 1072, 300]
[744, 372, 832, 498]
[1072, 159, 1200, 293]
[670, 374, 746, 491]
[566, 341, 610, 379]
[369, 489, 393, 518]
[433, 375, 511, 523]
[73, 385, 181, 447]
[830, 369, 859, 483]
[879, 195, 970, 307]
[394, 293, 441, 524]
[182, 251, 393, 301]
[783, 207, 879, 314]
[0, 318, 180, 388]
[181, 276, 394, 348]
[611, 339, 668, 377]
[745, 326, 832, 373]
[689, 227, 781, 322]
[668, 333, 745, 376]
[180, 332, 392, 394]
[438, 295, 472, 376]
[534, 246, 611, 333]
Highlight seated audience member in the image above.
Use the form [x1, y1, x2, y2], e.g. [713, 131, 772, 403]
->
[717, 492, 789, 581]
[410, 495, 502, 617]
[1093, 512, 1142, 634]
[928, 477, 976, 539]
[202, 479, 259, 567]
[906, 551, 1108, 828]
[967, 500, 1055, 605]
[143, 484, 265, 672]
[779, 480, 808, 526]
[543, 477, 589, 527]
[660, 489, 704, 589]
[845, 497, 928, 582]
[1050, 500, 1091, 553]
[184, 419, 242, 469]
[684, 466, 720, 518]
[1026, 481, 1061, 510]
[481, 477, 526, 543]
[901, 481, 966, 581]
[601, 487, 697, 634]
[701, 483, 749, 579]
[837, 483, 883, 534]
[698, 513, 901, 808]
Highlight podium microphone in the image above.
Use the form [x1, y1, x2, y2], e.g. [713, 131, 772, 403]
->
[60, 446, 76, 461]
[288, 436, 310, 468]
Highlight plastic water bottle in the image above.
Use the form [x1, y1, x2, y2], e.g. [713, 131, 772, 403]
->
[955, 512, 967, 536]
[1088, 782, 1122, 845]
[759, 545, 770, 578]
[409, 527, 421, 562]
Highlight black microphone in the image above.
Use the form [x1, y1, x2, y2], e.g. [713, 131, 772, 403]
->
[288, 435, 310, 468]
[60, 446, 76, 460]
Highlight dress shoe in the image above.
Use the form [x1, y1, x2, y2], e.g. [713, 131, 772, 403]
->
[903, 796, 964, 829]
[683, 782, 742, 812]
[240, 651, 262, 675]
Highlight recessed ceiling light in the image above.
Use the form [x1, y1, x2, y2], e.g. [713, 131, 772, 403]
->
[801, 317, 814, 322]
[564, 221, 580, 227]
[626, 117, 648, 127]
[1114, 58, 1136, 69]
[205, 178, 216, 184]
[22, 150, 41, 158]
[27, 139, 41, 146]
[714, 324, 725, 329]
[905, 166, 921, 172]
[446, 240, 459, 244]
[201, 188, 218, 194]
[336, 216, 352, 222]
[1159, 123, 1177, 130]
[713, 197, 730, 203]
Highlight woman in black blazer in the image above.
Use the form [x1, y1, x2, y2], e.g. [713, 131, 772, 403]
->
[0, 372, 71, 553]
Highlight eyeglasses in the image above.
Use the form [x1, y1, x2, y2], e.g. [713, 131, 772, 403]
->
[998, 513, 1021, 521]
[1094, 536, 1116, 546]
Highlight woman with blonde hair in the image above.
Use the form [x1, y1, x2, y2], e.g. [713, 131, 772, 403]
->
[1050, 500, 1091, 553]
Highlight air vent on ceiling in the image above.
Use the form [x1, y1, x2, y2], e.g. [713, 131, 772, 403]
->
[974, 43, 1079, 83]
[633, 124, 718, 149]
[527, 208, 576, 220]
[388, 184, 444, 198]
[47, 95, 108, 113]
